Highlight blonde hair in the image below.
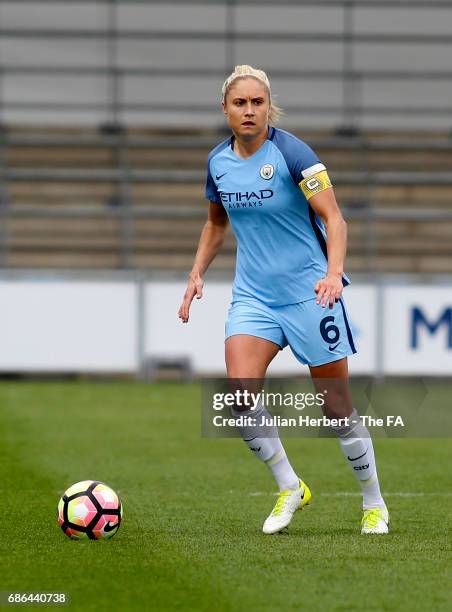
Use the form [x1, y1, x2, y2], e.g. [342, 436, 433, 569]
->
[221, 65, 283, 125]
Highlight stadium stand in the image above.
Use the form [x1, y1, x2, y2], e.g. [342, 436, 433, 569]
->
[0, 0, 451, 274]
[1, 126, 452, 273]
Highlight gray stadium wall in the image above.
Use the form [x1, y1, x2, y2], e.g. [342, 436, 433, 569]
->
[0, 1, 451, 129]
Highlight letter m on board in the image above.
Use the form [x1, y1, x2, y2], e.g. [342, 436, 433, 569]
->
[411, 306, 452, 349]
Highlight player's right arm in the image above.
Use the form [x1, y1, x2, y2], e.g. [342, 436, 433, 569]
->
[178, 202, 229, 323]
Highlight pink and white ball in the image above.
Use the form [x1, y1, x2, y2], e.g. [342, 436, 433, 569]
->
[58, 480, 122, 540]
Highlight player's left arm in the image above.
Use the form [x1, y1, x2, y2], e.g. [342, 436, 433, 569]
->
[309, 187, 347, 309]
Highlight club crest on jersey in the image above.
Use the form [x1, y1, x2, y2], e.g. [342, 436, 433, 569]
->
[260, 164, 274, 180]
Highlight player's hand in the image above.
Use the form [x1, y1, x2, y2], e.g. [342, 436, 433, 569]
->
[314, 273, 343, 309]
[178, 272, 204, 323]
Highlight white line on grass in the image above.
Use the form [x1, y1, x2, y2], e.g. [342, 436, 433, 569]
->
[247, 491, 452, 497]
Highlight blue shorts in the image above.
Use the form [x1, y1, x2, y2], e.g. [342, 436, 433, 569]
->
[225, 296, 357, 367]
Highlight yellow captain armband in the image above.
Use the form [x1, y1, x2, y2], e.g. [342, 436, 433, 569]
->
[299, 170, 332, 200]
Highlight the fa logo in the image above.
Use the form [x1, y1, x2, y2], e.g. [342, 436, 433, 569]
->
[260, 164, 274, 180]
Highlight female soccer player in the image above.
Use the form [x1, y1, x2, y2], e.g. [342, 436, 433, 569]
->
[178, 65, 388, 535]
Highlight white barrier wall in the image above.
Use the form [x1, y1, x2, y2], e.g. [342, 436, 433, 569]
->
[0, 281, 138, 372]
[145, 281, 230, 373]
[383, 286, 452, 375]
[0, 277, 450, 375]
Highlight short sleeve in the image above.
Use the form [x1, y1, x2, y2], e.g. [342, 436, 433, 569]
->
[272, 129, 332, 199]
[272, 129, 326, 185]
[205, 161, 221, 204]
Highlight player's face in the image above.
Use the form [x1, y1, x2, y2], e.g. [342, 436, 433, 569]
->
[223, 78, 270, 141]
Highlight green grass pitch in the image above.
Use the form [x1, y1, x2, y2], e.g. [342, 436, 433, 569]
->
[0, 381, 451, 611]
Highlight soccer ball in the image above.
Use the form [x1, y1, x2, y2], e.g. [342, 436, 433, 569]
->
[57, 480, 122, 541]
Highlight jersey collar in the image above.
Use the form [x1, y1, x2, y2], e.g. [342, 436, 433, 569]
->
[230, 125, 276, 156]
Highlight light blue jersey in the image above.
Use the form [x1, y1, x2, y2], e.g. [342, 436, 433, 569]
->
[205, 126, 349, 306]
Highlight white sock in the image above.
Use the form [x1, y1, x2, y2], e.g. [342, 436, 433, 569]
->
[233, 404, 299, 492]
[266, 447, 300, 492]
[333, 409, 386, 511]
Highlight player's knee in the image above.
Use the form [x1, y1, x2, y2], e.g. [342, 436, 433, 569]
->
[225, 374, 264, 402]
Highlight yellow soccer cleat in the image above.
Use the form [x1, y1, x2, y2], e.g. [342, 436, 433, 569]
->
[262, 479, 311, 535]
[361, 507, 389, 534]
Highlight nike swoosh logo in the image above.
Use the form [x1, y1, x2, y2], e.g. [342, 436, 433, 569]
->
[329, 342, 341, 351]
[216, 172, 227, 180]
[347, 450, 368, 461]
[104, 521, 119, 533]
